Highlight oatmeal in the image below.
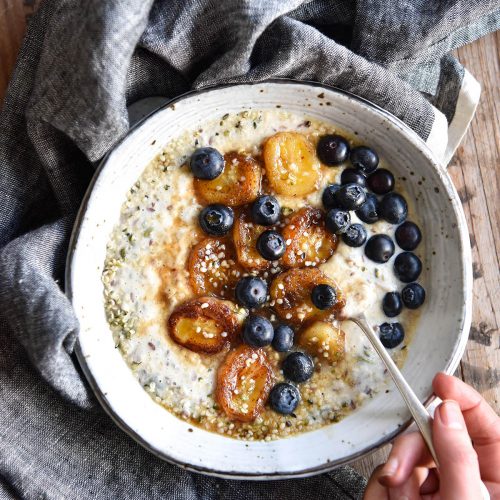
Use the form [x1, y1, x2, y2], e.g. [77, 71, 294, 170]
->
[102, 110, 424, 440]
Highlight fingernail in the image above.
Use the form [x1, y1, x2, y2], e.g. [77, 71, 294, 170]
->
[380, 457, 398, 477]
[439, 400, 464, 430]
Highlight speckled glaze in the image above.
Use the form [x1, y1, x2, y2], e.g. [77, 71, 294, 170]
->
[67, 81, 472, 479]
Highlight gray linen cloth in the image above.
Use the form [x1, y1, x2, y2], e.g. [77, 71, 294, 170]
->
[0, 1, 499, 498]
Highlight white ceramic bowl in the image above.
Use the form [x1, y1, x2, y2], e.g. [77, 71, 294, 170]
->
[67, 81, 472, 479]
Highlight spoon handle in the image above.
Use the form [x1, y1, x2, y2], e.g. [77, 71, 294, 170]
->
[348, 315, 439, 466]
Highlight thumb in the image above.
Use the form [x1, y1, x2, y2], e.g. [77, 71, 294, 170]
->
[433, 400, 483, 500]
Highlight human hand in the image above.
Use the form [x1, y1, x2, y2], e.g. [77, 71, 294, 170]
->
[364, 372, 500, 499]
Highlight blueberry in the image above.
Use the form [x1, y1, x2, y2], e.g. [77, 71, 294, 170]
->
[379, 193, 408, 224]
[282, 352, 314, 383]
[350, 146, 379, 174]
[317, 134, 350, 166]
[364, 234, 395, 263]
[311, 284, 337, 310]
[355, 193, 379, 224]
[322, 184, 341, 210]
[269, 382, 300, 415]
[367, 168, 395, 194]
[342, 223, 367, 247]
[335, 183, 367, 210]
[256, 230, 286, 261]
[272, 324, 295, 352]
[394, 252, 422, 283]
[242, 315, 274, 347]
[341, 168, 367, 187]
[252, 195, 280, 226]
[379, 322, 405, 348]
[199, 204, 234, 236]
[395, 221, 422, 251]
[402, 283, 426, 309]
[325, 208, 351, 234]
[190, 147, 224, 180]
[382, 292, 403, 317]
[235, 276, 268, 308]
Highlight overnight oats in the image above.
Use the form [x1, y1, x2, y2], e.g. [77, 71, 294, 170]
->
[102, 110, 426, 441]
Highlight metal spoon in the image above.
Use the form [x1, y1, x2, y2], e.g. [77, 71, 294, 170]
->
[347, 315, 491, 499]
[346, 314, 439, 465]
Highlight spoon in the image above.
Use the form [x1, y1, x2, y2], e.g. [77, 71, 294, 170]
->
[347, 315, 491, 499]
[346, 314, 439, 465]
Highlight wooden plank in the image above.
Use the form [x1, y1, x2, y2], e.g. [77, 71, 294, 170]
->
[0, 0, 24, 103]
[0, 0, 41, 104]
[0, 0, 498, 481]
[452, 31, 500, 412]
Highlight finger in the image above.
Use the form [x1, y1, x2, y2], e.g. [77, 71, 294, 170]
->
[388, 467, 428, 500]
[378, 432, 434, 488]
[364, 465, 389, 500]
[433, 373, 500, 445]
[433, 400, 483, 500]
[420, 468, 440, 495]
[433, 373, 500, 482]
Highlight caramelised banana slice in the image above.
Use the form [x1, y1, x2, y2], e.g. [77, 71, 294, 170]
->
[188, 238, 243, 298]
[263, 131, 320, 196]
[270, 268, 344, 324]
[168, 297, 244, 354]
[299, 321, 345, 364]
[282, 207, 338, 268]
[216, 345, 273, 422]
[194, 151, 262, 206]
[233, 212, 271, 271]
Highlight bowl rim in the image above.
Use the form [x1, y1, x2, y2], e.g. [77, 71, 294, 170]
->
[66, 78, 472, 480]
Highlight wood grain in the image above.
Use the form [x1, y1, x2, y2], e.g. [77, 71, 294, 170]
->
[0, 0, 498, 483]
[0, 0, 41, 103]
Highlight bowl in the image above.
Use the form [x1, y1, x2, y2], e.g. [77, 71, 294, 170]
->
[66, 80, 472, 479]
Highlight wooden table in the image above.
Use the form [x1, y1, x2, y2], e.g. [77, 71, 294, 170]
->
[1, 0, 498, 481]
